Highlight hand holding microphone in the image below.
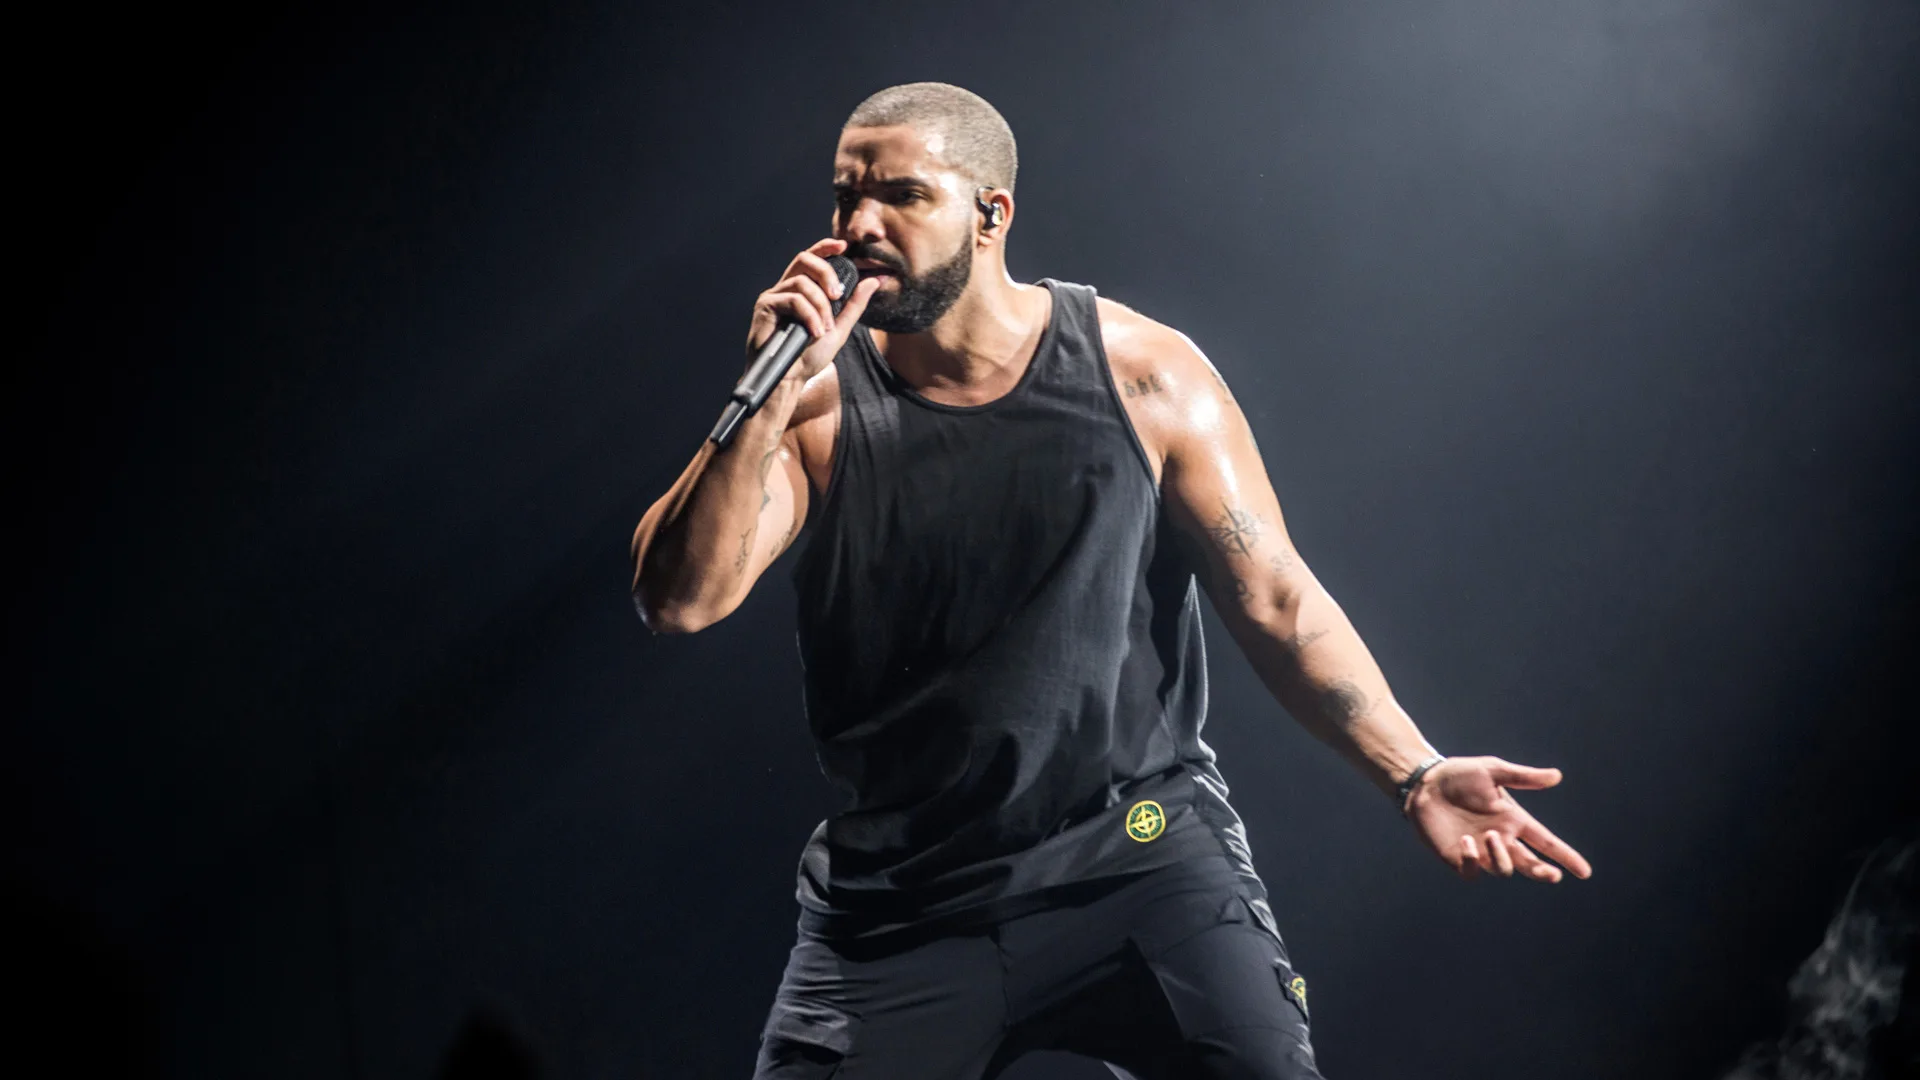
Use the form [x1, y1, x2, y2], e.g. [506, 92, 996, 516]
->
[711, 239, 879, 448]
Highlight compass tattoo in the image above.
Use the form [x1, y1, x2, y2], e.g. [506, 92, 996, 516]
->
[1206, 501, 1263, 558]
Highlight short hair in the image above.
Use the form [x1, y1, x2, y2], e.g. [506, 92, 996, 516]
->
[844, 82, 1018, 195]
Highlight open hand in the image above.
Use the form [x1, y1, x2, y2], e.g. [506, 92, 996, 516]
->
[1406, 756, 1593, 883]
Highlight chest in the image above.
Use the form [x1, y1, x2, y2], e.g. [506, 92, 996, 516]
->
[795, 348, 1170, 499]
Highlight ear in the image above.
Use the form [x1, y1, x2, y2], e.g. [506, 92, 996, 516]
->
[974, 187, 1013, 240]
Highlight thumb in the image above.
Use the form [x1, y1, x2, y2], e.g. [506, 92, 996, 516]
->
[1489, 759, 1563, 790]
[833, 275, 882, 333]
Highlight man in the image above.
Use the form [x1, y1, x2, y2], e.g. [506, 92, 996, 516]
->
[631, 82, 1592, 1079]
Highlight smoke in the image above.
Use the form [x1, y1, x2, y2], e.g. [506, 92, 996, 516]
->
[1723, 831, 1920, 1080]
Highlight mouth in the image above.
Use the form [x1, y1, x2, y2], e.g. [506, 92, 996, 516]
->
[852, 258, 901, 280]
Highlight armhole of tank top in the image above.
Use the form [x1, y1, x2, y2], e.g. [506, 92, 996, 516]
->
[1083, 289, 1163, 502]
[805, 335, 862, 533]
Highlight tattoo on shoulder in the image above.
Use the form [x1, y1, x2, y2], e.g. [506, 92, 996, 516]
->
[1206, 501, 1263, 558]
[1122, 374, 1167, 398]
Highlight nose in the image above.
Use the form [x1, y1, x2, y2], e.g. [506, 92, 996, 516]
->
[838, 196, 886, 245]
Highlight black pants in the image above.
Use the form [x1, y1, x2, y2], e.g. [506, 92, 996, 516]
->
[753, 854, 1324, 1079]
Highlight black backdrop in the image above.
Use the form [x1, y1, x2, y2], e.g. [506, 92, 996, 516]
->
[14, 2, 1919, 1077]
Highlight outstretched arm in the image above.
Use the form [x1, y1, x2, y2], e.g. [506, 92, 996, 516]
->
[1123, 319, 1591, 883]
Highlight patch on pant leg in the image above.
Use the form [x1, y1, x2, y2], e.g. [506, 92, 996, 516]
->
[1279, 967, 1309, 1024]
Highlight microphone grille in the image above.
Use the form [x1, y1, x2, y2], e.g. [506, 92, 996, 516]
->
[826, 255, 859, 316]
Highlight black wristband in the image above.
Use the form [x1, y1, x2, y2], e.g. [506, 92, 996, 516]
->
[1395, 754, 1446, 817]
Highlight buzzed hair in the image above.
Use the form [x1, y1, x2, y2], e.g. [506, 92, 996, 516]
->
[844, 82, 1019, 195]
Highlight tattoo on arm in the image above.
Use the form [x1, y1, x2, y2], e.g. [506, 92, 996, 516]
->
[1206, 501, 1263, 558]
[1282, 628, 1329, 653]
[1317, 678, 1369, 728]
[1122, 374, 1167, 398]
[733, 528, 752, 572]
[758, 445, 779, 511]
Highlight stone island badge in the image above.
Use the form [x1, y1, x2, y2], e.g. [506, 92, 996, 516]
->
[1287, 975, 1309, 1012]
[1124, 799, 1166, 842]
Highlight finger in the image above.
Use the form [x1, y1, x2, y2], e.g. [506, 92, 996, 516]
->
[1520, 820, 1593, 880]
[778, 240, 845, 283]
[1486, 831, 1515, 877]
[762, 291, 830, 341]
[1506, 835, 1563, 883]
[832, 275, 882, 331]
[789, 251, 847, 302]
[778, 275, 836, 335]
[1460, 833, 1485, 879]
[1488, 759, 1563, 790]
[796, 278, 882, 376]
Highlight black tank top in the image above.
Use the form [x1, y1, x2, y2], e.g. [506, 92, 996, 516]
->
[789, 280, 1270, 940]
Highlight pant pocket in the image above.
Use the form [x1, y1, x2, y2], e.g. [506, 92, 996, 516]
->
[1139, 917, 1307, 1040]
[757, 1003, 853, 1079]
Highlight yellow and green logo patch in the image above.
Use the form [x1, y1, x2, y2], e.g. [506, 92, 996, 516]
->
[1287, 975, 1308, 1011]
[1124, 800, 1166, 842]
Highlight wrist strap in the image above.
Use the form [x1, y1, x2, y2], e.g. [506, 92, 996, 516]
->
[1395, 754, 1446, 817]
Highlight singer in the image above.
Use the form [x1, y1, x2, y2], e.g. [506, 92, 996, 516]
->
[630, 82, 1592, 1079]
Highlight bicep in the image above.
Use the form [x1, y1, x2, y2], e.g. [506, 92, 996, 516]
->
[1161, 378, 1306, 625]
[725, 434, 809, 605]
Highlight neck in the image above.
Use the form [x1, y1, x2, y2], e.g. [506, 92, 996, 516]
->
[871, 262, 1050, 403]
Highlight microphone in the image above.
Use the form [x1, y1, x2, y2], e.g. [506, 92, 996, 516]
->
[709, 255, 860, 449]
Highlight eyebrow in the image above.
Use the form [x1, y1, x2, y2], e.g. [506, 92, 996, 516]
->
[832, 176, 937, 195]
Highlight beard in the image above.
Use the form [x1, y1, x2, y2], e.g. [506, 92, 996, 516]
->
[851, 236, 973, 334]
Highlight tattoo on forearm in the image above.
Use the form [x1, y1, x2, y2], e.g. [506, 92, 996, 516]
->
[1318, 678, 1369, 726]
[758, 446, 780, 512]
[1283, 628, 1329, 653]
[733, 528, 753, 572]
[1122, 374, 1167, 398]
[1268, 549, 1295, 575]
[1206, 501, 1262, 558]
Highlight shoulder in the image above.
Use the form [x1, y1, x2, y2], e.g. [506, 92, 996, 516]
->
[1093, 295, 1236, 457]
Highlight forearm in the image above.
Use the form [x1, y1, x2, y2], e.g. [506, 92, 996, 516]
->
[630, 376, 802, 630]
[1227, 571, 1439, 797]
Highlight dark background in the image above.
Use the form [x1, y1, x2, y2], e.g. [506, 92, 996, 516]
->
[13, 1, 1919, 1077]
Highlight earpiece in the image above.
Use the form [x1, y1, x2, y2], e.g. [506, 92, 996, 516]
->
[976, 189, 1005, 230]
